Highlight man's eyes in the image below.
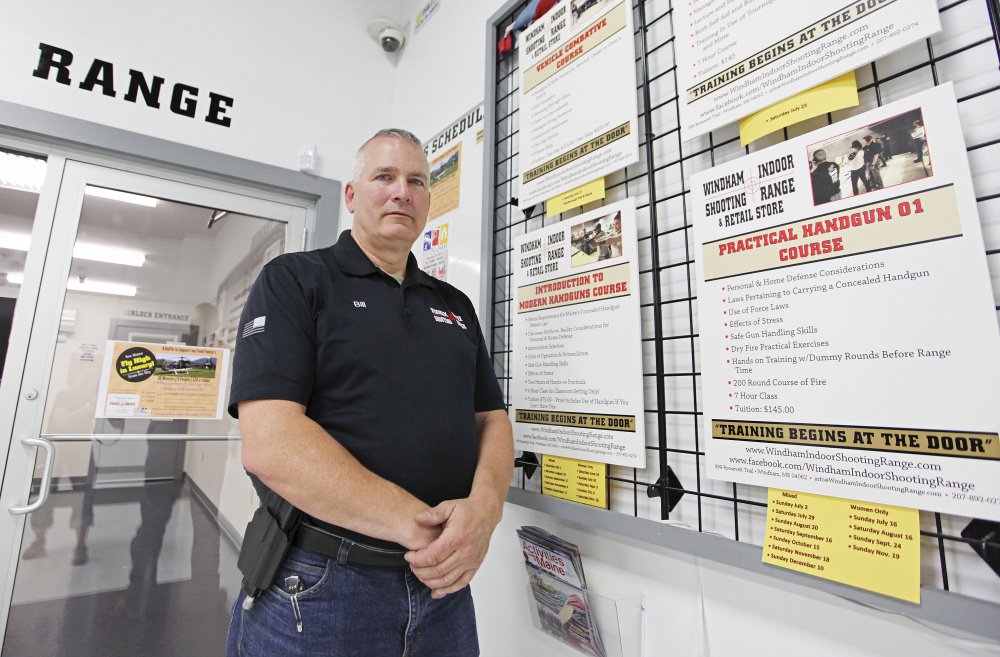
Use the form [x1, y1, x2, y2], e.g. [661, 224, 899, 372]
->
[374, 174, 426, 187]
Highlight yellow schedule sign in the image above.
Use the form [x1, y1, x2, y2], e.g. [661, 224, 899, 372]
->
[739, 71, 859, 146]
[541, 454, 608, 508]
[762, 489, 920, 603]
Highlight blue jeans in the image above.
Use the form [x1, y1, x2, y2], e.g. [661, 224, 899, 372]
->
[227, 546, 479, 657]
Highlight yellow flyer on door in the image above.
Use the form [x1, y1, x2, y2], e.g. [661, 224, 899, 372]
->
[762, 489, 920, 603]
[95, 341, 230, 419]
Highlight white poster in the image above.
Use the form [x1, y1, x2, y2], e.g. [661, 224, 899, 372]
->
[512, 198, 645, 467]
[518, 0, 638, 209]
[674, 0, 940, 139]
[416, 105, 484, 307]
[692, 84, 1000, 520]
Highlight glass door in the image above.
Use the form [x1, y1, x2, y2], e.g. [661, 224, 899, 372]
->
[0, 159, 308, 656]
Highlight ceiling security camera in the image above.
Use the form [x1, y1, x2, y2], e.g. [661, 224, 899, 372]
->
[367, 18, 406, 54]
[379, 26, 404, 52]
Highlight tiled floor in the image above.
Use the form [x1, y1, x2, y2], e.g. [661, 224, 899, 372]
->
[3, 481, 241, 657]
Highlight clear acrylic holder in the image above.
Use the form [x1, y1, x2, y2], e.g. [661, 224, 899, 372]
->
[524, 570, 644, 657]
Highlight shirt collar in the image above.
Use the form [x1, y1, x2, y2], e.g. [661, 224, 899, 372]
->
[332, 230, 436, 289]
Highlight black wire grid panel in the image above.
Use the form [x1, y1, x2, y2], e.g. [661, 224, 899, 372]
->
[490, 0, 1000, 604]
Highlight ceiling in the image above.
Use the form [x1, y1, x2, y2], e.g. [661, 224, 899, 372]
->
[0, 184, 282, 306]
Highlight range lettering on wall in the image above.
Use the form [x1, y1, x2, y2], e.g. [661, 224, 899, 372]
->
[31, 43, 235, 127]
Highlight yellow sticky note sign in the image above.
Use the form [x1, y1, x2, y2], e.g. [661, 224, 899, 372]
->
[546, 177, 606, 217]
[739, 71, 859, 146]
[762, 489, 920, 603]
[541, 454, 608, 508]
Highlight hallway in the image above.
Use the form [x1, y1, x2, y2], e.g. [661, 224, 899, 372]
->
[3, 481, 240, 657]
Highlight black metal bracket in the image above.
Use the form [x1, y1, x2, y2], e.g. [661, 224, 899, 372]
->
[514, 451, 539, 479]
[646, 465, 685, 514]
[961, 519, 1000, 578]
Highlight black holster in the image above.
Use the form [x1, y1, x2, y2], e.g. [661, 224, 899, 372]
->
[237, 489, 303, 605]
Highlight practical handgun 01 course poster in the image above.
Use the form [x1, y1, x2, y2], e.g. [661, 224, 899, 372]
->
[95, 341, 230, 420]
[673, 0, 940, 139]
[691, 84, 1000, 520]
[512, 198, 645, 468]
[518, 0, 639, 209]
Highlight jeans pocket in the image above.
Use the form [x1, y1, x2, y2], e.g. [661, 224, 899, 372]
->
[268, 547, 334, 601]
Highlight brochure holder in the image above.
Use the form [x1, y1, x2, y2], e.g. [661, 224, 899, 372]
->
[524, 569, 644, 657]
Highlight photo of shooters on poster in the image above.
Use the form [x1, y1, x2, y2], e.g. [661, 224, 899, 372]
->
[570, 209, 623, 267]
[809, 108, 932, 206]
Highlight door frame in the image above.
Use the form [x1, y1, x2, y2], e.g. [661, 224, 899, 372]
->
[0, 100, 340, 643]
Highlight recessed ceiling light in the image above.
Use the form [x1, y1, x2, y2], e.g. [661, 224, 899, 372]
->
[85, 186, 159, 207]
[0, 230, 145, 267]
[72, 242, 146, 267]
[0, 230, 32, 251]
[67, 277, 137, 296]
[4, 272, 137, 297]
[0, 151, 47, 193]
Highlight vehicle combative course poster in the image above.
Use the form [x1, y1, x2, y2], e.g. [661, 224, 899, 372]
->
[692, 84, 1000, 520]
[512, 198, 645, 467]
[518, 0, 638, 208]
[673, 0, 940, 138]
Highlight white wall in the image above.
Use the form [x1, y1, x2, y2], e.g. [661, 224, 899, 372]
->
[389, 2, 494, 137]
[389, 2, 998, 656]
[0, 0, 405, 184]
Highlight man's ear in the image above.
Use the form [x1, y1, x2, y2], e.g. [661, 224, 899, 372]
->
[345, 181, 356, 213]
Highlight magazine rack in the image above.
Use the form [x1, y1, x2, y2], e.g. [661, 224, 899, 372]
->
[524, 573, 644, 657]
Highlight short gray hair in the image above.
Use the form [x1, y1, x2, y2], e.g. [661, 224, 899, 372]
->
[351, 128, 424, 181]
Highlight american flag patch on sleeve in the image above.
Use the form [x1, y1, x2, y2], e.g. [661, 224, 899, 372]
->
[242, 316, 266, 338]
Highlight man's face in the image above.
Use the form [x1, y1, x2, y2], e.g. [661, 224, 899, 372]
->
[346, 137, 430, 249]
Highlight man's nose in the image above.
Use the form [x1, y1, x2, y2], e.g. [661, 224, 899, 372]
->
[391, 178, 411, 202]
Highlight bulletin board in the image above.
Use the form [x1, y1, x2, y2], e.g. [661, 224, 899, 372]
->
[484, 0, 1000, 639]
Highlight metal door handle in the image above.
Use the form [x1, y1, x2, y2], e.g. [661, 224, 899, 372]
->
[9, 437, 55, 515]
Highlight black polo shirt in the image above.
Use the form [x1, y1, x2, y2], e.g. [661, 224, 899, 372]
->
[229, 230, 504, 547]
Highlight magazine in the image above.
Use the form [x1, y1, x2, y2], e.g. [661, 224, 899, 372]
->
[518, 526, 605, 657]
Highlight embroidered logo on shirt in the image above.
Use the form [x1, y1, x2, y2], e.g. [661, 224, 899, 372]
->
[242, 316, 266, 338]
[353, 301, 367, 308]
[430, 307, 466, 329]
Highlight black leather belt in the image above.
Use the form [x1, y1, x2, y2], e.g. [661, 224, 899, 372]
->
[293, 523, 409, 568]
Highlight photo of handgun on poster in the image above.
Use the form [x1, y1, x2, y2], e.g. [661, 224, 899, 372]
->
[511, 198, 645, 468]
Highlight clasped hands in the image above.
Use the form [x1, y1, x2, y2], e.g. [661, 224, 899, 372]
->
[404, 494, 502, 599]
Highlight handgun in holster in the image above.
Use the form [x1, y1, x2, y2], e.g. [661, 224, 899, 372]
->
[237, 488, 303, 609]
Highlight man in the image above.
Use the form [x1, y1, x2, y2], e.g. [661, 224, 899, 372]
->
[809, 149, 840, 204]
[846, 140, 868, 196]
[862, 135, 884, 190]
[911, 119, 926, 163]
[226, 128, 514, 657]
